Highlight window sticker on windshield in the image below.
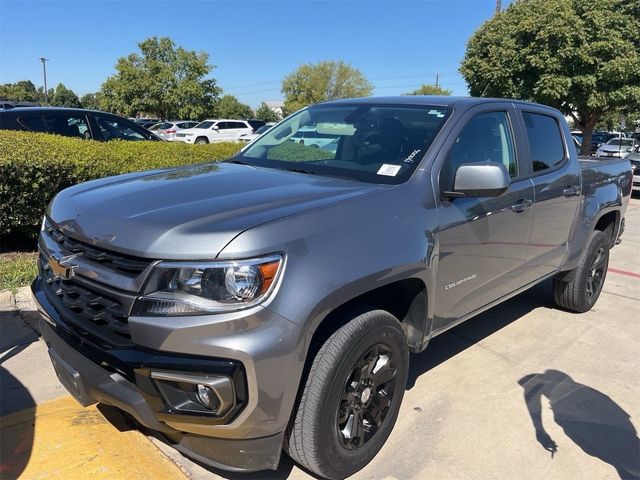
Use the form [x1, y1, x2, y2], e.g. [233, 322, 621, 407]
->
[404, 149, 421, 163]
[377, 164, 402, 176]
[428, 109, 445, 118]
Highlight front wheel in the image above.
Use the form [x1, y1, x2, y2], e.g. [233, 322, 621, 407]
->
[285, 309, 409, 479]
[194, 137, 209, 144]
[553, 230, 609, 313]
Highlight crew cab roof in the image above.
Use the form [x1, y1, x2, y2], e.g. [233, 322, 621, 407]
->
[320, 95, 558, 112]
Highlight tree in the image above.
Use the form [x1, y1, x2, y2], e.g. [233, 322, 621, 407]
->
[0, 80, 41, 103]
[216, 95, 253, 119]
[406, 84, 452, 96]
[255, 102, 280, 122]
[281, 60, 373, 114]
[80, 92, 102, 110]
[460, 0, 640, 155]
[51, 83, 81, 108]
[100, 36, 221, 119]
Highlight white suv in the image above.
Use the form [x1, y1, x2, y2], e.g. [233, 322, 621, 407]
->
[174, 119, 253, 144]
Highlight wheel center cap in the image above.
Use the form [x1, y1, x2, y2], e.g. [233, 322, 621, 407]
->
[361, 387, 371, 403]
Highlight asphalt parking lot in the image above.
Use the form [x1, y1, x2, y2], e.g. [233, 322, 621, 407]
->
[1, 195, 638, 480]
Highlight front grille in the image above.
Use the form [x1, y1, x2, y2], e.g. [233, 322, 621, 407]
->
[40, 253, 133, 347]
[44, 222, 148, 275]
[40, 220, 153, 348]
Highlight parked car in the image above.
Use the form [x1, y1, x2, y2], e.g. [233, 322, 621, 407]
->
[0, 107, 161, 141]
[596, 138, 639, 158]
[238, 122, 276, 143]
[33, 97, 631, 480]
[174, 119, 253, 144]
[289, 126, 338, 148]
[134, 117, 160, 125]
[590, 131, 615, 154]
[627, 146, 640, 192]
[247, 119, 267, 132]
[149, 121, 199, 141]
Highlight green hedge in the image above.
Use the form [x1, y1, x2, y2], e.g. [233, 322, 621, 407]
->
[0, 131, 242, 240]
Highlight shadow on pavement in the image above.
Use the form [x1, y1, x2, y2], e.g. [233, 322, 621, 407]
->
[0, 309, 37, 480]
[518, 369, 640, 480]
[407, 278, 554, 388]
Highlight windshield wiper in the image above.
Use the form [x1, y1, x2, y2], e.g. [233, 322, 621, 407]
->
[284, 167, 316, 175]
[226, 159, 248, 165]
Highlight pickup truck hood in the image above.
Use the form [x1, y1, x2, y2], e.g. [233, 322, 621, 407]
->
[599, 145, 634, 153]
[48, 162, 382, 259]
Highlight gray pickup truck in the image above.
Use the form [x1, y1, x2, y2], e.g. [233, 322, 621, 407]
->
[33, 97, 632, 479]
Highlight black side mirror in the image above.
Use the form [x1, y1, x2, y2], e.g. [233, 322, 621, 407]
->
[448, 162, 511, 197]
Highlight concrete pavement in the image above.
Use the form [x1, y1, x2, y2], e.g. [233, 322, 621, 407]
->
[1, 196, 638, 480]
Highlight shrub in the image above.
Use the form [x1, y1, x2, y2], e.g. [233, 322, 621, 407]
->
[0, 131, 242, 240]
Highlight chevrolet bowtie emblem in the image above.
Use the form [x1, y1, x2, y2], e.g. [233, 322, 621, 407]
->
[48, 254, 79, 280]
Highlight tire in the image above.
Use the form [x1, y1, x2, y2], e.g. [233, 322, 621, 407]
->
[194, 137, 208, 144]
[553, 230, 609, 313]
[285, 309, 409, 480]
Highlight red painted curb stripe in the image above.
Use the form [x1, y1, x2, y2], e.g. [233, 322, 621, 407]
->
[608, 267, 640, 279]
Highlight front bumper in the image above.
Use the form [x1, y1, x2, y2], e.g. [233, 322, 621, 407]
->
[32, 277, 306, 472]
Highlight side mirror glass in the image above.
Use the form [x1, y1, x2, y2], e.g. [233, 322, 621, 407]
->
[450, 162, 511, 197]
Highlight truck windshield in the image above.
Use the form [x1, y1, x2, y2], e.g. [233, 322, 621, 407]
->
[236, 104, 451, 184]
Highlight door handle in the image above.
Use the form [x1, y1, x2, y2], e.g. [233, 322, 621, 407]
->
[563, 186, 581, 197]
[511, 199, 533, 213]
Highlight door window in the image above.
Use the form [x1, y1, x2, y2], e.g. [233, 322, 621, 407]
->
[522, 112, 565, 172]
[18, 115, 47, 132]
[440, 111, 517, 192]
[44, 114, 90, 139]
[94, 114, 147, 141]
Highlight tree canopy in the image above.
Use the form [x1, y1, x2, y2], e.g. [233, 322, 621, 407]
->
[51, 83, 81, 108]
[461, 0, 640, 154]
[281, 60, 373, 114]
[100, 36, 221, 119]
[216, 95, 253, 119]
[0, 80, 51, 104]
[255, 102, 280, 122]
[79, 92, 102, 110]
[406, 84, 452, 96]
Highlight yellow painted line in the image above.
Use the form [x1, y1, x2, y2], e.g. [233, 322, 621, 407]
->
[0, 395, 187, 480]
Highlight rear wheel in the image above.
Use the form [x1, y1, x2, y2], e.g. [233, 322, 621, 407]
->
[553, 230, 609, 313]
[285, 309, 409, 479]
[194, 136, 208, 144]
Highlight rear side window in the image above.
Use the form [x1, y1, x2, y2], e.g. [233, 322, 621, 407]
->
[522, 112, 565, 172]
[18, 115, 47, 132]
[44, 114, 90, 139]
[94, 114, 147, 141]
[440, 111, 517, 192]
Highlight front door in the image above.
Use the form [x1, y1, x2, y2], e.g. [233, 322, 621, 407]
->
[433, 106, 534, 330]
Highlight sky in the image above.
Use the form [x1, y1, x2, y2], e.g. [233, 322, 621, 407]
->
[0, 0, 511, 108]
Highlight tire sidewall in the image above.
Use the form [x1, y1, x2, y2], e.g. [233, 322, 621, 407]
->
[576, 231, 609, 311]
[316, 315, 409, 476]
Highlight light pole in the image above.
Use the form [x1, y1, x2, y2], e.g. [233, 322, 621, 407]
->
[39, 57, 49, 105]
[496, 0, 501, 14]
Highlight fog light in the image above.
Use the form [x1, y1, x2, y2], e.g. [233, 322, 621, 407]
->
[196, 384, 220, 410]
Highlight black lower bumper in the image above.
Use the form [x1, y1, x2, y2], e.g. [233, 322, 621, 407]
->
[33, 279, 284, 472]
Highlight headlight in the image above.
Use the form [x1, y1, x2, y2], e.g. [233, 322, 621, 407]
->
[133, 255, 283, 316]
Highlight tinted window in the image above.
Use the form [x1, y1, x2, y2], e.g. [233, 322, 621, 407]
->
[18, 115, 47, 132]
[194, 121, 214, 129]
[177, 122, 196, 129]
[440, 111, 517, 192]
[523, 112, 565, 172]
[231, 121, 248, 129]
[94, 114, 147, 141]
[44, 114, 90, 139]
[216, 122, 231, 130]
[150, 122, 171, 130]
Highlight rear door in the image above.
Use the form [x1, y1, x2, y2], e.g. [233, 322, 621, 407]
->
[516, 108, 581, 284]
[43, 112, 91, 139]
[433, 103, 534, 327]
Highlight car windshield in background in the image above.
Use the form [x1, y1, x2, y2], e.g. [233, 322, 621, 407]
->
[607, 139, 634, 147]
[253, 125, 273, 135]
[194, 121, 214, 129]
[238, 104, 451, 184]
